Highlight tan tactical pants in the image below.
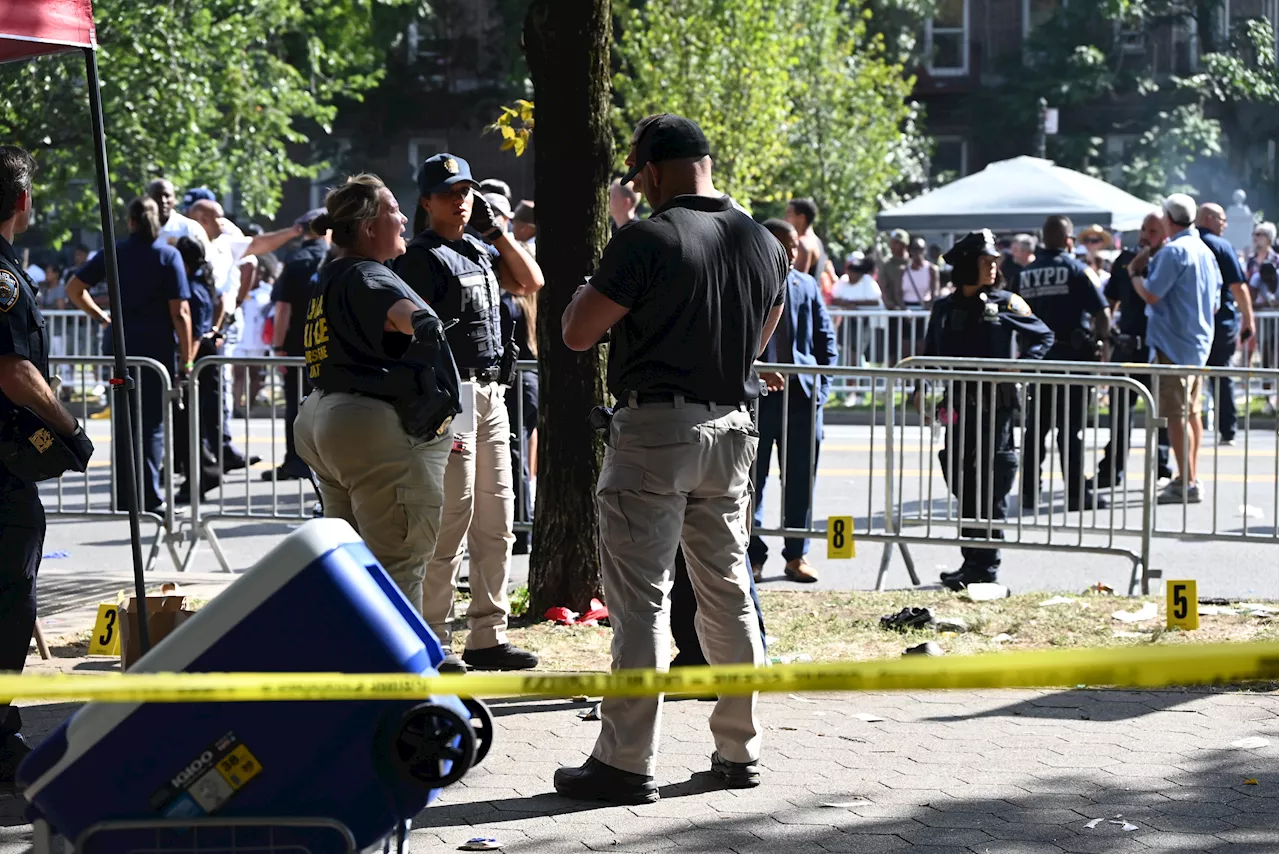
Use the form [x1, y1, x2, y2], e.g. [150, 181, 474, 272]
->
[294, 391, 450, 611]
[592, 399, 765, 777]
[422, 381, 515, 650]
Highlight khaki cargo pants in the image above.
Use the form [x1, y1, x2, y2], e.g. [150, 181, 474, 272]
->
[592, 398, 765, 777]
[422, 381, 515, 651]
[294, 391, 450, 610]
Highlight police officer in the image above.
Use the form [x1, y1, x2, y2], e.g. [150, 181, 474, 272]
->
[292, 174, 460, 620]
[67, 196, 193, 513]
[1195, 203, 1255, 447]
[393, 153, 542, 673]
[1013, 216, 1110, 511]
[555, 114, 785, 803]
[922, 230, 1054, 591]
[0, 146, 92, 785]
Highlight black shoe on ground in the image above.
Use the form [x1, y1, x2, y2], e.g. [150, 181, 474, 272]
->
[710, 752, 760, 789]
[670, 650, 708, 668]
[0, 733, 31, 788]
[939, 561, 977, 589]
[222, 454, 262, 473]
[437, 654, 469, 674]
[261, 466, 308, 482]
[879, 606, 935, 631]
[554, 756, 658, 804]
[1021, 492, 1039, 510]
[1068, 490, 1108, 511]
[461, 643, 539, 671]
[941, 566, 998, 592]
[1091, 471, 1123, 490]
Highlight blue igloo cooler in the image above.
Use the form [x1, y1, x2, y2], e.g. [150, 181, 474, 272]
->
[18, 519, 490, 853]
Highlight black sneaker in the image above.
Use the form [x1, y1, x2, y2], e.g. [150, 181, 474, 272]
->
[437, 654, 468, 674]
[462, 643, 539, 671]
[1068, 490, 1108, 511]
[710, 752, 760, 789]
[554, 756, 658, 804]
[941, 566, 998, 593]
[0, 733, 31, 789]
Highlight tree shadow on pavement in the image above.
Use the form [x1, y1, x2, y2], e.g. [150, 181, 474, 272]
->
[919, 688, 1240, 724]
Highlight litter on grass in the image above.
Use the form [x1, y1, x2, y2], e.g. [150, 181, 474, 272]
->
[1111, 602, 1158, 622]
[1038, 596, 1077, 607]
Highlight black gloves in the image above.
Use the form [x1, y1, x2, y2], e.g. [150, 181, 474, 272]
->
[411, 309, 446, 346]
[64, 423, 95, 472]
[469, 194, 504, 243]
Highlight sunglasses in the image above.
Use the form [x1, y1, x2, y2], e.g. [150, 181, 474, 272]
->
[1081, 236, 1105, 245]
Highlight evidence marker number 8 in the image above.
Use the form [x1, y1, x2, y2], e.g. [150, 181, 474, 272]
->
[827, 516, 855, 559]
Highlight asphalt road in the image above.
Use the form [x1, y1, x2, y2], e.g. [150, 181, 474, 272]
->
[35, 417, 1279, 602]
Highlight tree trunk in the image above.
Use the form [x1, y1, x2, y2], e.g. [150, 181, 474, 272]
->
[524, 0, 613, 615]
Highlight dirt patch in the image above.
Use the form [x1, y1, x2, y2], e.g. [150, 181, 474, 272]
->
[455, 590, 1279, 674]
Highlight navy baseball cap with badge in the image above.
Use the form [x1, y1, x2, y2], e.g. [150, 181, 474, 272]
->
[621, 114, 712, 184]
[417, 153, 480, 197]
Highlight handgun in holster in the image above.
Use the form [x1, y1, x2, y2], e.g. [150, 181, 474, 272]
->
[588, 406, 615, 447]
[1070, 328, 1104, 360]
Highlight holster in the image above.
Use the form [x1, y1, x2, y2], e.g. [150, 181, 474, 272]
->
[588, 406, 614, 447]
[393, 340, 463, 441]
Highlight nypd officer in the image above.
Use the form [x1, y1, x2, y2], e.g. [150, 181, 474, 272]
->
[0, 146, 94, 785]
[922, 230, 1053, 590]
[393, 154, 542, 673]
[1013, 216, 1110, 511]
[293, 174, 460, 619]
[557, 114, 786, 803]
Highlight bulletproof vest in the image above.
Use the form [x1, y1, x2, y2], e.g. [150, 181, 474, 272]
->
[1015, 250, 1092, 351]
[304, 258, 421, 398]
[405, 232, 502, 369]
[0, 254, 48, 412]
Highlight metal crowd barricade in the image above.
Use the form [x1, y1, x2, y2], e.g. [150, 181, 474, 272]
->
[750, 362, 1160, 594]
[45, 356, 182, 571]
[185, 355, 313, 572]
[900, 356, 1280, 551]
[827, 308, 929, 400]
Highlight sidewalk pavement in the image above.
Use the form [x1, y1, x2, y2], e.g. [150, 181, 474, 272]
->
[4, 685, 1274, 853]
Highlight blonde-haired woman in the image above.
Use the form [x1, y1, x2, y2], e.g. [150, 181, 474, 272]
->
[292, 174, 461, 619]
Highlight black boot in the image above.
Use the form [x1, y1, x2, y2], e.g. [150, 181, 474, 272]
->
[554, 756, 659, 804]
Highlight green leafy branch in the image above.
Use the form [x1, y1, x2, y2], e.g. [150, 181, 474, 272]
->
[486, 99, 535, 157]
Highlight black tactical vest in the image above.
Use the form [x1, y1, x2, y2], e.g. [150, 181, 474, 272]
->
[0, 253, 48, 404]
[402, 232, 502, 369]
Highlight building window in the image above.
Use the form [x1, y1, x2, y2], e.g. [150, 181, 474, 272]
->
[309, 138, 351, 210]
[925, 0, 969, 75]
[930, 137, 968, 184]
[1023, 0, 1064, 37]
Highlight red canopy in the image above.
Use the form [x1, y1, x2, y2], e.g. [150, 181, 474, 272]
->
[0, 0, 95, 64]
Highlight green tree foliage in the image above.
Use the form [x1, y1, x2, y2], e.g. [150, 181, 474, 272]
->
[0, 0, 416, 242]
[784, 0, 925, 249]
[613, 0, 925, 245]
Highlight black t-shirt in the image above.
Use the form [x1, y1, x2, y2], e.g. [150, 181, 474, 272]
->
[591, 194, 787, 402]
[1198, 227, 1245, 327]
[1013, 249, 1106, 358]
[1105, 248, 1147, 337]
[305, 257, 429, 396]
[272, 239, 328, 356]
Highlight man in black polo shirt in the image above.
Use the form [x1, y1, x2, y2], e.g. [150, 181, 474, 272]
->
[558, 114, 787, 804]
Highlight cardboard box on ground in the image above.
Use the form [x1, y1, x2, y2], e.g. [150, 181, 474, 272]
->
[118, 584, 195, 669]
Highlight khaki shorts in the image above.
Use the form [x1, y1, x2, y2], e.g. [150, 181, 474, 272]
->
[1154, 350, 1203, 419]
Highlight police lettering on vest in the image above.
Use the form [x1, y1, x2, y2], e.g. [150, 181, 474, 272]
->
[1014, 249, 1106, 358]
[393, 232, 503, 370]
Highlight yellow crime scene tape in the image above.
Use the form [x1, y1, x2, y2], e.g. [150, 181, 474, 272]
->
[2, 642, 1274, 703]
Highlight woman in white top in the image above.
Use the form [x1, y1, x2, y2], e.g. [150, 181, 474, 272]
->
[831, 253, 883, 368]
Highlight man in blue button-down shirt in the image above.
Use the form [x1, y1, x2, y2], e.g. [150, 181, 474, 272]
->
[1130, 193, 1221, 505]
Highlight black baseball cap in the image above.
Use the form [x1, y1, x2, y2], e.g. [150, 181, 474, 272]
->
[417, 153, 480, 197]
[942, 229, 1001, 266]
[621, 115, 712, 184]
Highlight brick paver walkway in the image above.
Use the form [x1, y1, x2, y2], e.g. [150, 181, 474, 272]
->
[415, 688, 1277, 853]
[3, 688, 1276, 853]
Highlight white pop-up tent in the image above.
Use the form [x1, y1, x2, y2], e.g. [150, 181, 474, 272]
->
[877, 156, 1160, 233]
